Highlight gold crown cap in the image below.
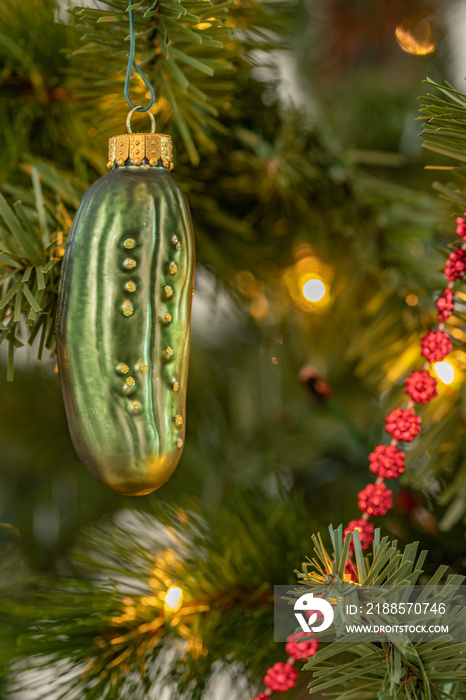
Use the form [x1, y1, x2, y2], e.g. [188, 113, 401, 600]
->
[108, 133, 173, 170]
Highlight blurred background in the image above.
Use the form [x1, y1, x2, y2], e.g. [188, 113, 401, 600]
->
[1, 0, 466, 697]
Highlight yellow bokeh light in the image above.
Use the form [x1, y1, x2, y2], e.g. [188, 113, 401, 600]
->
[395, 18, 436, 56]
[250, 293, 269, 320]
[405, 293, 418, 307]
[164, 586, 183, 613]
[303, 278, 326, 302]
[434, 361, 455, 385]
[281, 249, 332, 312]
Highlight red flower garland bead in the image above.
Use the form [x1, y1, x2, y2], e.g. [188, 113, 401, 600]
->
[385, 407, 421, 442]
[344, 519, 374, 550]
[369, 444, 405, 479]
[250, 695, 269, 700]
[456, 216, 466, 241]
[358, 483, 393, 516]
[264, 662, 298, 693]
[404, 370, 438, 404]
[286, 632, 319, 660]
[420, 330, 452, 363]
[445, 248, 466, 282]
[436, 288, 454, 322]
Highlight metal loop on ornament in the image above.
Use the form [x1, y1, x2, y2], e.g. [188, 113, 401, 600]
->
[126, 107, 156, 134]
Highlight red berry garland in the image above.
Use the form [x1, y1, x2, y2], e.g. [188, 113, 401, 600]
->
[420, 330, 452, 363]
[445, 248, 466, 281]
[344, 519, 374, 550]
[457, 216, 466, 241]
[436, 288, 454, 322]
[251, 218, 463, 700]
[404, 370, 438, 404]
[285, 632, 319, 660]
[358, 483, 393, 516]
[385, 407, 421, 442]
[264, 662, 299, 693]
[369, 445, 405, 479]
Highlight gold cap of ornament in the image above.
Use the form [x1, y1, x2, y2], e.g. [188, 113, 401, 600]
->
[108, 107, 173, 170]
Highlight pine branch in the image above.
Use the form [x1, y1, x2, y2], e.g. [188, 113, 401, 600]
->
[0, 166, 78, 379]
[420, 79, 466, 168]
[0, 492, 319, 698]
[2, 506, 466, 699]
[66, 0, 238, 164]
[298, 526, 466, 699]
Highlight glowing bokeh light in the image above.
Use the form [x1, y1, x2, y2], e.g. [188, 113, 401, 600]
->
[164, 586, 183, 612]
[405, 294, 418, 307]
[395, 18, 436, 56]
[434, 361, 455, 385]
[303, 278, 326, 303]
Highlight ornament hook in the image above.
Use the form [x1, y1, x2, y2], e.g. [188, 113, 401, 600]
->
[123, 0, 155, 114]
[126, 107, 156, 134]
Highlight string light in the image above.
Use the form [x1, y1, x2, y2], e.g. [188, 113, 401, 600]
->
[164, 586, 183, 613]
[303, 278, 326, 302]
[433, 361, 455, 385]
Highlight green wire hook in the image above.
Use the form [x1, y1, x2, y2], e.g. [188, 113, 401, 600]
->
[124, 0, 155, 115]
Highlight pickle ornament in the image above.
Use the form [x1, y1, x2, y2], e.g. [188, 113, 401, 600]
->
[56, 112, 194, 495]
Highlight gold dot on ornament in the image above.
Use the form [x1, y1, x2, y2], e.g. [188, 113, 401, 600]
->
[123, 258, 137, 270]
[123, 238, 136, 249]
[171, 235, 181, 250]
[162, 312, 172, 324]
[125, 280, 137, 293]
[172, 380, 180, 392]
[137, 363, 149, 374]
[164, 347, 174, 360]
[164, 285, 174, 299]
[117, 362, 130, 375]
[174, 414, 183, 427]
[129, 400, 143, 413]
[168, 261, 178, 275]
[125, 376, 136, 387]
[176, 438, 183, 449]
[122, 302, 134, 317]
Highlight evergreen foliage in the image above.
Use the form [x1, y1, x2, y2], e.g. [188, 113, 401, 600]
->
[0, 494, 318, 699]
[1, 1, 466, 698]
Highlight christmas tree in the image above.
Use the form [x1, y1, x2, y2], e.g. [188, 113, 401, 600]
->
[1, 1, 466, 698]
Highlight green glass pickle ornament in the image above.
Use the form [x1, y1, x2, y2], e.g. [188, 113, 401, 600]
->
[56, 111, 195, 495]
